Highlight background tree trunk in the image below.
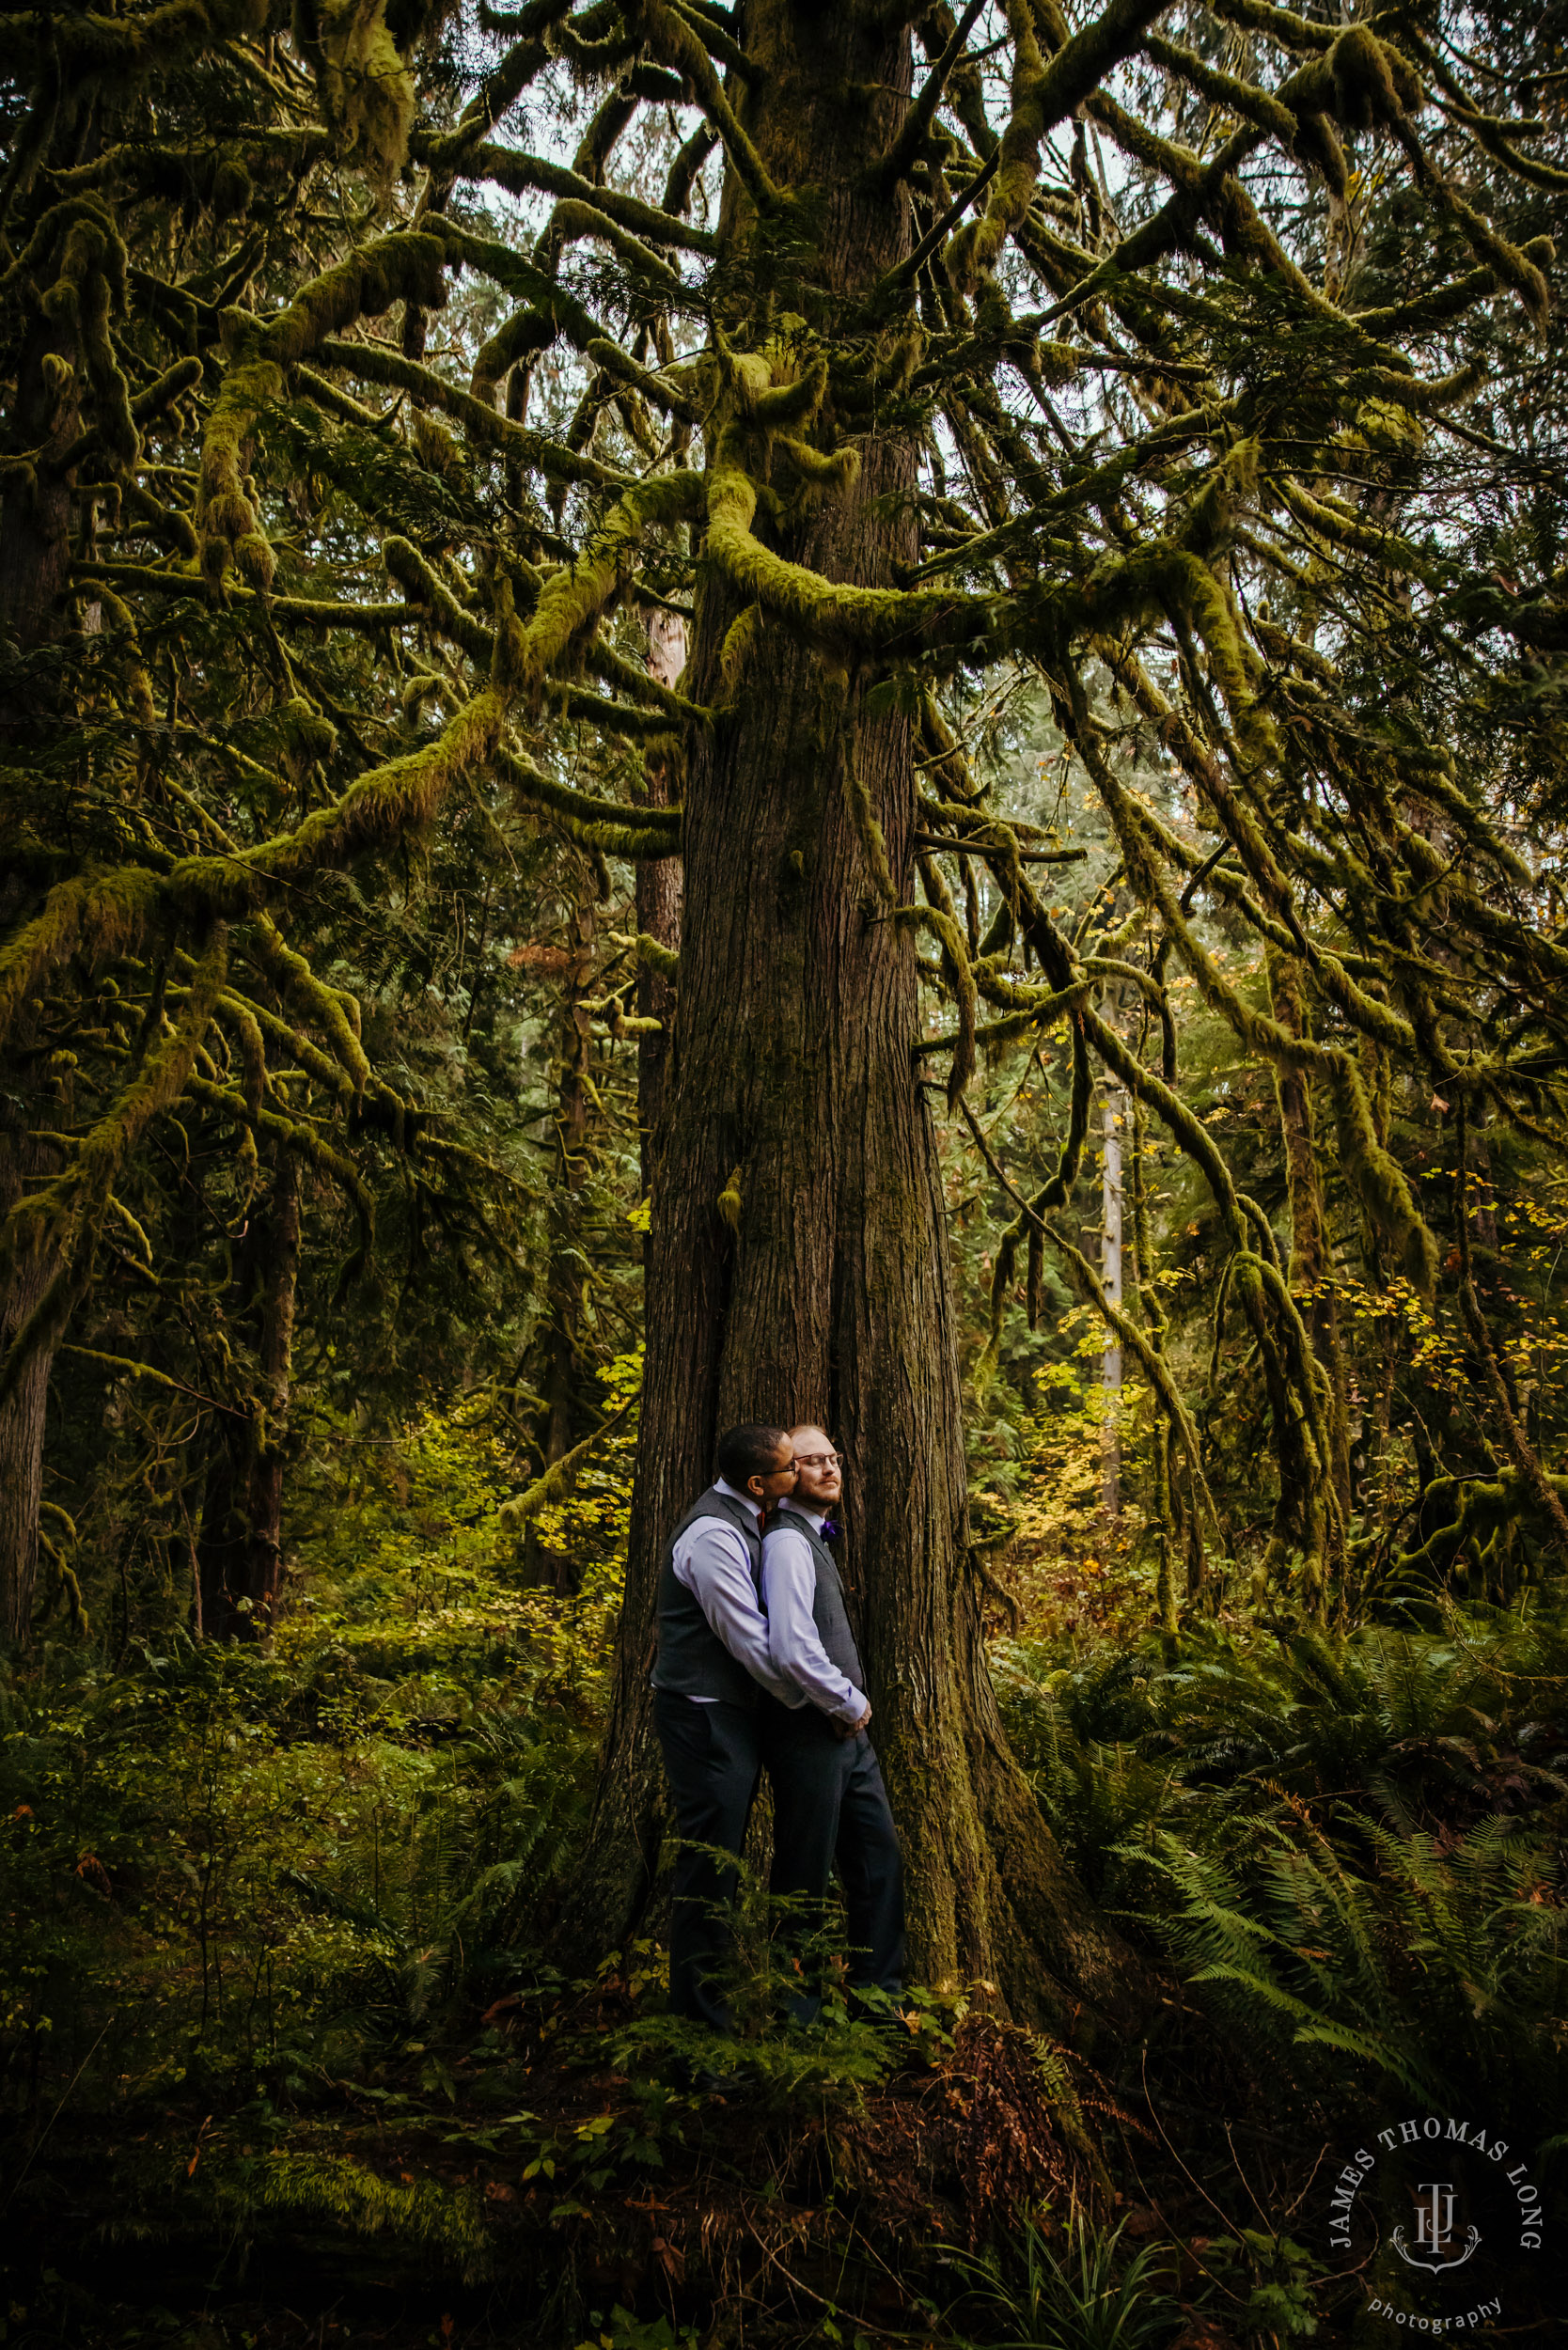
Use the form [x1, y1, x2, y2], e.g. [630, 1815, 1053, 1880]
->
[0, 1118, 56, 1645]
[570, 0, 1143, 2029]
[525, 875, 600, 1592]
[1268, 948, 1352, 1527]
[636, 607, 686, 1192]
[197, 1159, 301, 1638]
[1101, 1087, 1123, 1520]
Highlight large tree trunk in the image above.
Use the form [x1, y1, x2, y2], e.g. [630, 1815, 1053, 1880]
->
[570, 0, 1143, 2030]
[197, 1159, 301, 1638]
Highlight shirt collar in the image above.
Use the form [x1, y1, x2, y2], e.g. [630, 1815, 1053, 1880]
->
[713, 1477, 757, 1509]
[780, 1496, 826, 1533]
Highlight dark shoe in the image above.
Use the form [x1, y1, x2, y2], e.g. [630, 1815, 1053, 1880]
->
[694, 2062, 754, 2102]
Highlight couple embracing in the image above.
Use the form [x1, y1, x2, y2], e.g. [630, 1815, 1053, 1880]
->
[652, 1422, 905, 2043]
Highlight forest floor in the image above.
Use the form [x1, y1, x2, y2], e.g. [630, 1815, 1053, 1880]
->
[5, 1430, 1565, 2346]
[6, 1976, 1318, 2350]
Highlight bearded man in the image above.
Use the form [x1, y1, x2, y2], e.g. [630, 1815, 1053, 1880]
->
[760, 1424, 905, 2020]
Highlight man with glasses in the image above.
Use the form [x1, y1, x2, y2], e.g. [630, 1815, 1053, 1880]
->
[651, 1422, 802, 2035]
[760, 1424, 905, 2021]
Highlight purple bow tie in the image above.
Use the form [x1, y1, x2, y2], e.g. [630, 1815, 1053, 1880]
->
[818, 1517, 840, 1542]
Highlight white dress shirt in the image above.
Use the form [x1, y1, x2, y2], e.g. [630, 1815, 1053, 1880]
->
[670, 1477, 804, 1708]
[761, 1500, 869, 1728]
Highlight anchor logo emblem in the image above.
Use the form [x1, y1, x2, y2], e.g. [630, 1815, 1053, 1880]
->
[1393, 2182, 1481, 2274]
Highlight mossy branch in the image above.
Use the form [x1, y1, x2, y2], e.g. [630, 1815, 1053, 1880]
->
[199, 231, 448, 588]
[704, 462, 991, 654]
[876, 0, 989, 192]
[250, 913, 370, 1103]
[1043, 1211, 1224, 1552]
[949, 0, 1171, 290]
[909, 857, 977, 1105]
[633, 0, 782, 220]
[497, 1394, 637, 1527]
[606, 931, 681, 983]
[0, 932, 227, 1411]
[497, 749, 683, 860]
[317, 336, 634, 491]
[447, 143, 718, 254]
[496, 469, 704, 703]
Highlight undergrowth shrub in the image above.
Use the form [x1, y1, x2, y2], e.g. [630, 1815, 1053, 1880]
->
[0, 1402, 617, 2123]
[942, 2208, 1184, 2350]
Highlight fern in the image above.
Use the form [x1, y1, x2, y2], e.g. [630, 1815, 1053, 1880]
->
[1130, 1813, 1568, 2135]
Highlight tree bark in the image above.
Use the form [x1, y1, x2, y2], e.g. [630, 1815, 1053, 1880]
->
[569, 0, 1144, 2030]
[635, 607, 686, 1193]
[197, 1158, 301, 1638]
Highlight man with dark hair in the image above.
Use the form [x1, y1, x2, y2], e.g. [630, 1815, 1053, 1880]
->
[652, 1422, 801, 2031]
[761, 1424, 905, 2021]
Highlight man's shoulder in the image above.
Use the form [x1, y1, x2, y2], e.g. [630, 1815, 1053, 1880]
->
[673, 1489, 749, 1541]
[763, 1508, 814, 1544]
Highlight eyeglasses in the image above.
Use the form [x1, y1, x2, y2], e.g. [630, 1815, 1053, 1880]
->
[794, 1450, 844, 1468]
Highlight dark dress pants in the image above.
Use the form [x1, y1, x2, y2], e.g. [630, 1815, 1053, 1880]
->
[653, 1688, 761, 2032]
[763, 1702, 906, 2024]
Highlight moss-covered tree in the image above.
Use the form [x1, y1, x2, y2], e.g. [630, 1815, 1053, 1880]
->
[4, 0, 1567, 2021]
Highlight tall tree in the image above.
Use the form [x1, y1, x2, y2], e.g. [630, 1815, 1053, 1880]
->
[3, 0, 1566, 2019]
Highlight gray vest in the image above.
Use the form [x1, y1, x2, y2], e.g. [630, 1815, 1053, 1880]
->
[774, 1501, 865, 1689]
[652, 1485, 766, 1706]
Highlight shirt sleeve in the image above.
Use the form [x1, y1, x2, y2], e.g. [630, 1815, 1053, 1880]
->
[761, 1528, 869, 1727]
[672, 1518, 803, 1707]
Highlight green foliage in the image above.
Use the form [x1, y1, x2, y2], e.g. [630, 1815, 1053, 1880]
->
[1203, 2231, 1319, 2343]
[207, 2145, 493, 2276]
[996, 1605, 1568, 2147]
[1, 1402, 619, 2111]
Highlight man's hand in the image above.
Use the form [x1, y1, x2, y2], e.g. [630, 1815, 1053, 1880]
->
[836, 1703, 871, 1741]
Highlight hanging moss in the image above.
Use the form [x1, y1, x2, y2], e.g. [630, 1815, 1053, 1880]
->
[277, 697, 338, 783]
[292, 0, 425, 183]
[199, 231, 448, 588]
[981, 1010, 1092, 1370]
